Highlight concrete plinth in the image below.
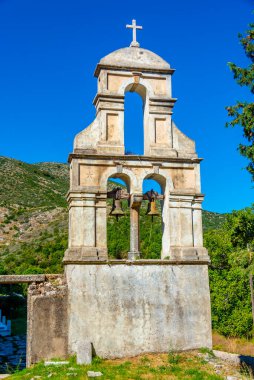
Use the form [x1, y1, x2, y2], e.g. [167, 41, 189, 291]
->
[66, 262, 212, 359]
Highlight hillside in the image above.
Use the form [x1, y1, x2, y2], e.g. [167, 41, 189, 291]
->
[0, 156, 68, 251]
[0, 156, 227, 274]
[0, 156, 69, 208]
[202, 210, 227, 231]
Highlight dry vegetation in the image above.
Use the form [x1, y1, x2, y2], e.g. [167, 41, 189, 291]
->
[213, 332, 254, 357]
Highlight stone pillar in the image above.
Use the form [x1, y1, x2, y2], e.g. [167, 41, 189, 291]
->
[169, 194, 181, 250]
[64, 192, 107, 262]
[192, 195, 205, 247]
[69, 193, 96, 247]
[128, 207, 140, 260]
[146, 98, 177, 157]
[128, 194, 143, 260]
[169, 192, 209, 262]
[161, 191, 171, 259]
[95, 193, 108, 258]
[179, 198, 193, 247]
[94, 93, 125, 155]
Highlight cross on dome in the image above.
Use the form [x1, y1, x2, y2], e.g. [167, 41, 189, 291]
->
[126, 19, 143, 48]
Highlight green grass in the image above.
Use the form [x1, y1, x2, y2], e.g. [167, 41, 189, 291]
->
[198, 348, 215, 358]
[8, 353, 227, 380]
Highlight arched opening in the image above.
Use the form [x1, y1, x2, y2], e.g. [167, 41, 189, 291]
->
[140, 174, 166, 259]
[124, 84, 146, 155]
[143, 178, 162, 194]
[107, 174, 130, 259]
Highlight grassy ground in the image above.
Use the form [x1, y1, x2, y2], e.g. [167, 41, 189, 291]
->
[8, 350, 248, 380]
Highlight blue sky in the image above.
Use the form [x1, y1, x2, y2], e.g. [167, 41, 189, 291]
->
[0, 0, 253, 213]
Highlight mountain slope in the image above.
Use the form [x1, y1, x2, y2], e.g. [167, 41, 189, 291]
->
[0, 156, 68, 208]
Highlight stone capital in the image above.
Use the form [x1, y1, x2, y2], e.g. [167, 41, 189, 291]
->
[130, 193, 143, 208]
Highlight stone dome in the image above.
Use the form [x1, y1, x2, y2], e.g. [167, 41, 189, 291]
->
[94, 47, 172, 76]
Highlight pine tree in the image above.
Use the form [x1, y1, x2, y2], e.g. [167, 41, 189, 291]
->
[226, 22, 254, 179]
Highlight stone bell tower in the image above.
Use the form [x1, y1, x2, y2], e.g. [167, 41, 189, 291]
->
[64, 21, 212, 361]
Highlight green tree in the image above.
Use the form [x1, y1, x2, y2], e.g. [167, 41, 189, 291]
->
[226, 22, 254, 179]
[204, 206, 254, 337]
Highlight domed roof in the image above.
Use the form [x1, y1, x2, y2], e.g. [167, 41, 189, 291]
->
[94, 47, 172, 77]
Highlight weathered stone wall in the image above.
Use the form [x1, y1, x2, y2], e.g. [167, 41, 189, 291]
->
[66, 263, 212, 359]
[26, 276, 68, 366]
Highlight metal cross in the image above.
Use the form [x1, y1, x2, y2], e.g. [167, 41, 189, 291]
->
[126, 19, 142, 47]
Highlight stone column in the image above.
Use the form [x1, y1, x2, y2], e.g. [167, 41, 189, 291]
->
[94, 94, 125, 155]
[95, 193, 108, 259]
[169, 194, 181, 250]
[64, 192, 103, 262]
[128, 207, 140, 260]
[169, 192, 209, 262]
[192, 195, 205, 247]
[161, 191, 171, 259]
[128, 194, 143, 260]
[192, 206, 203, 246]
[169, 193, 193, 260]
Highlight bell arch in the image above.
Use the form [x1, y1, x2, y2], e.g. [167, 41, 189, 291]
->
[124, 82, 148, 156]
[124, 91, 144, 155]
[100, 167, 138, 193]
[142, 172, 170, 259]
[118, 76, 154, 98]
[108, 172, 131, 193]
[143, 173, 166, 193]
[120, 79, 153, 156]
[107, 173, 130, 259]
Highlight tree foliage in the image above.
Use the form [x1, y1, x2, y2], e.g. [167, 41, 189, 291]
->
[226, 22, 254, 179]
[204, 206, 254, 337]
[0, 231, 66, 276]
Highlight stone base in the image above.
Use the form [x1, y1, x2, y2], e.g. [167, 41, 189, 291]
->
[66, 263, 212, 358]
[128, 251, 141, 260]
[63, 247, 108, 263]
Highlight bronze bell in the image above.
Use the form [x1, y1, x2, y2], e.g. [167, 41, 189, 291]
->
[146, 199, 160, 222]
[109, 199, 124, 221]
